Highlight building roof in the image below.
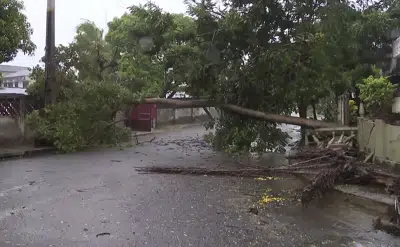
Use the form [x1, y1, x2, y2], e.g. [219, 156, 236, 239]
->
[0, 65, 30, 73]
[3, 69, 30, 78]
[0, 88, 27, 96]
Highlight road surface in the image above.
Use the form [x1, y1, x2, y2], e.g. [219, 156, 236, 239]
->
[0, 126, 399, 246]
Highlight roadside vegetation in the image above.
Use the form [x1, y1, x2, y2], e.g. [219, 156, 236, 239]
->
[2, 0, 400, 152]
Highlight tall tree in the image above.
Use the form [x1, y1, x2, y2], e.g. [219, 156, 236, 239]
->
[180, 0, 400, 150]
[106, 3, 200, 97]
[72, 21, 119, 82]
[27, 0, 400, 153]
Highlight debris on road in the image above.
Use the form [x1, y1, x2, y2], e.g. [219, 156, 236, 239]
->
[96, 232, 111, 237]
[249, 207, 259, 215]
[135, 166, 316, 177]
[135, 130, 400, 236]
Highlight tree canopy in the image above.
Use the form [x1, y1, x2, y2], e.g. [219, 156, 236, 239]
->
[23, 0, 400, 152]
[0, 0, 35, 63]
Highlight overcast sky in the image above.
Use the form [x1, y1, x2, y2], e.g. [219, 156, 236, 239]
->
[5, 0, 186, 67]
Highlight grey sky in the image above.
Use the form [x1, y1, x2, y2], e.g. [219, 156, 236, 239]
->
[5, 0, 186, 67]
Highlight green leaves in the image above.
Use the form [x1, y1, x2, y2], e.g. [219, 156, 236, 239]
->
[357, 75, 397, 115]
[23, 0, 400, 153]
[0, 0, 35, 63]
[27, 81, 134, 152]
[207, 114, 289, 154]
[106, 4, 202, 97]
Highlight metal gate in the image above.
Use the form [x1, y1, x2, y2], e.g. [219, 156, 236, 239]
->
[128, 104, 156, 132]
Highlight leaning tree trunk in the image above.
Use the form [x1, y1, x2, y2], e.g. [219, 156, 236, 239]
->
[141, 98, 340, 129]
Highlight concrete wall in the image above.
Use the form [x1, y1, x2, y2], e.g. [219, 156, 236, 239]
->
[358, 118, 400, 163]
[0, 117, 24, 146]
[114, 111, 126, 129]
[156, 107, 218, 127]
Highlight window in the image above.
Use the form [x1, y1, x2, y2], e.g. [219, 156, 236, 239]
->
[23, 82, 29, 89]
[14, 82, 18, 88]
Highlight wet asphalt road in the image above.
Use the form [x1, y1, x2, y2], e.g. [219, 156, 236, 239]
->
[0, 126, 399, 247]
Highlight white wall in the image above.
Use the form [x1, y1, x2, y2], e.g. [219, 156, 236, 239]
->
[156, 107, 218, 126]
[358, 118, 400, 164]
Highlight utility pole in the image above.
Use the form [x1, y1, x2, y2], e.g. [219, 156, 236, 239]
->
[44, 0, 56, 107]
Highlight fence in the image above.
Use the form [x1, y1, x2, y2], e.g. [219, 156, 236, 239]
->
[0, 98, 38, 117]
[0, 97, 39, 146]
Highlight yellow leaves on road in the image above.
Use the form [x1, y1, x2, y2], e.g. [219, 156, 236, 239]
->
[258, 188, 285, 205]
[259, 195, 285, 205]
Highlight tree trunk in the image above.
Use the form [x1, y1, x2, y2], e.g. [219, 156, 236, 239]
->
[203, 107, 214, 121]
[142, 98, 340, 128]
[298, 102, 308, 145]
[312, 102, 317, 120]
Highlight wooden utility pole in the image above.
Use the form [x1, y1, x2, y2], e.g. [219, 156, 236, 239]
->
[44, 0, 56, 106]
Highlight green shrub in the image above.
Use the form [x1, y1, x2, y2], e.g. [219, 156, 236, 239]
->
[27, 81, 134, 152]
[357, 76, 397, 115]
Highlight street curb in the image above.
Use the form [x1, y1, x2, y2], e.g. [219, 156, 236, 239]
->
[334, 184, 394, 207]
[0, 147, 57, 161]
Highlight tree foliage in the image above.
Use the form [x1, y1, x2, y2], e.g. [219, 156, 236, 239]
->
[26, 22, 136, 152]
[23, 0, 400, 152]
[358, 75, 397, 115]
[27, 81, 134, 152]
[106, 3, 206, 98]
[27, 45, 78, 104]
[0, 0, 35, 63]
[180, 0, 400, 151]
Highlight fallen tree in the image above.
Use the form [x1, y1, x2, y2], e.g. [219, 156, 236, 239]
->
[141, 98, 340, 128]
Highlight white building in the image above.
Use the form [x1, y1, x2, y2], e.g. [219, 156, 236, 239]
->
[0, 65, 32, 89]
